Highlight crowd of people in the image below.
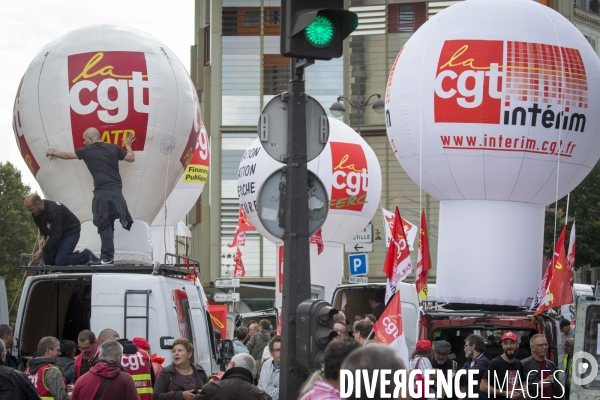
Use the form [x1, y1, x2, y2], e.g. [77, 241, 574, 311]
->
[0, 310, 578, 399]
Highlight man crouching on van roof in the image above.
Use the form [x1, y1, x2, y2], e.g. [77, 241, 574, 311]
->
[24, 193, 98, 266]
[71, 340, 140, 400]
[47, 127, 135, 266]
[25, 336, 69, 400]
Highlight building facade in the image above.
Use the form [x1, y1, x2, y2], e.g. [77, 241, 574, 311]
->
[189, 0, 600, 307]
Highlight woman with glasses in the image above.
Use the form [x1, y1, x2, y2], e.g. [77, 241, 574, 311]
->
[153, 338, 209, 400]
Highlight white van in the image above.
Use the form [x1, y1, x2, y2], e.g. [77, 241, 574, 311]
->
[7, 262, 220, 374]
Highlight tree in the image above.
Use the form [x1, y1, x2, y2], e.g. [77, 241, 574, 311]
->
[544, 162, 600, 269]
[0, 162, 38, 322]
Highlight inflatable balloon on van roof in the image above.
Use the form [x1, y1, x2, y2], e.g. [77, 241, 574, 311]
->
[12, 25, 201, 264]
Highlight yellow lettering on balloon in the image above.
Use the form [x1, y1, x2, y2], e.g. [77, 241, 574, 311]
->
[71, 52, 148, 83]
[25, 154, 34, 174]
[440, 45, 490, 71]
[101, 130, 111, 143]
[333, 154, 367, 173]
[111, 130, 123, 144]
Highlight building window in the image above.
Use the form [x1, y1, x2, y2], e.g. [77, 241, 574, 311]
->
[263, 54, 290, 95]
[388, 3, 426, 33]
[222, 7, 281, 36]
[203, 27, 210, 66]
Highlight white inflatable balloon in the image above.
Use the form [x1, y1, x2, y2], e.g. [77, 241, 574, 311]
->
[151, 123, 209, 263]
[13, 25, 200, 264]
[238, 118, 382, 244]
[385, 0, 600, 305]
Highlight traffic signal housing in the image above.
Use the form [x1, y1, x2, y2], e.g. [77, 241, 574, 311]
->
[281, 0, 358, 60]
[296, 299, 339, 372]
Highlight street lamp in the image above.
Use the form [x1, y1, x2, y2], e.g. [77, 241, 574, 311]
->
[329, 88, 385, 134]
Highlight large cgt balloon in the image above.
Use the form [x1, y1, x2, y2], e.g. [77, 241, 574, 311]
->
[238, 118, 382, 244]
[12, 25, 200, 264]
[385, 0, 600, 305]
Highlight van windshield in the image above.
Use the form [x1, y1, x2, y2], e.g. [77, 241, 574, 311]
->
[583, 305, 600, 389]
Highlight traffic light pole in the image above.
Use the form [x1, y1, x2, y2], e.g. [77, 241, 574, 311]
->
[280, 58, 313, 399]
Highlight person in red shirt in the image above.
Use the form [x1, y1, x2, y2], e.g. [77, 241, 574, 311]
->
[71, 340, 139, 400]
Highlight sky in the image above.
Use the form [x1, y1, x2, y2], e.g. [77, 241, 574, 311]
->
[0, 0, 194, 194]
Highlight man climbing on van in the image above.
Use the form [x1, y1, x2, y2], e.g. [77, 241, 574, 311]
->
[25, 193, 97, 266]
[25, 336, 69, 400]
[47, 127, 135, 265]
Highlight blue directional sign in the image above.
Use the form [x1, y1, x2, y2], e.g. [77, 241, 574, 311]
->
[348, 253, 368, 276]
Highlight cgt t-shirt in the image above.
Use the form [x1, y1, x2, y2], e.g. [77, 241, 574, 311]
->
[484, 357, 524, 399]
[75, 142, 127, 191]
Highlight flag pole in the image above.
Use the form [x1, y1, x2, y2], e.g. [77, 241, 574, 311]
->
[565, 192, 570, 226]
[363, 327, 375, 345]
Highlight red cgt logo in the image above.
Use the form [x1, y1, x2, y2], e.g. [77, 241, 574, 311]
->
[329, 142, 369, 212]
[68, 51, 150, 151]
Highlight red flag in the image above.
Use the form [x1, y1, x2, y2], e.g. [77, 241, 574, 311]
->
[416, 210, 432, 300]
[535, 225, 573, 315]
[567, 221, 576, 287]
[310, 228, 324, 255]
[233, 247, 245, 277]
[382, 206, 413, 304]
[373, 292, 410, 368]
[229, 207, 255, 247]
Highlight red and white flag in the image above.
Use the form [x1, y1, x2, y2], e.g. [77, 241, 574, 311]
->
[229, 207, 255, 247]
[416, 210, 432, 301]
[535, 225, 574, 315]
[233, 247, 245, 277]
[383, 208, 418, 251]
[382, 206, 413, 304]
[310, 228, 324, 255]
[567, 221, 576, 286]
[373, 292, 410, 369]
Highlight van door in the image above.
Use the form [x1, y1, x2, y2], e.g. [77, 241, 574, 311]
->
[184, 285, 218, 374]
[570, 296, 600, 400]
[0, 277, 8, 325]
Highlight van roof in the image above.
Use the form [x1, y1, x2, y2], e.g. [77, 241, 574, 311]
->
[21, 264, 199, 279]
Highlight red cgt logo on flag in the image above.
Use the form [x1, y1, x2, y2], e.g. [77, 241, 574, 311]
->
[68, 51, 150, 151]
[330, 142, 369, 212]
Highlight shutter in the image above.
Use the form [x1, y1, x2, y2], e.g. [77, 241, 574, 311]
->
[414, 2, 427, 30]
[388, 4, 399, 33]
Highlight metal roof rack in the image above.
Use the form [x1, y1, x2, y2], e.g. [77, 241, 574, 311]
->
[20, 252, 200, 278]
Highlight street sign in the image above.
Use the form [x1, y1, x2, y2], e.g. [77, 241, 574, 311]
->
[214, 278, 240, 288]
[344, 243, 373, 253]
[257, 167, 329, 239]
[214, 293, 240, 302]
[350, 223, 373, 243]
[348, 253, 368, 276]
[349, 276, 368, 284]
[258, 94, 329, 162]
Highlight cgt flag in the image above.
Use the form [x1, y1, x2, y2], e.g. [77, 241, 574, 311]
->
[382, 206, 413, 304]
[373, 292, 410, 369]
[416, 210, 432, 301]
[233, 247, 245, 277]
[310, 228, 324, 255]
[383, 208, 418, 251]
[229, 206, 255, 247]
[535, 225, 574, 315]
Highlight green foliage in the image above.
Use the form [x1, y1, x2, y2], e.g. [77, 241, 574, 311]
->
[0, 162, 38, 322]
[544, 162, 600, 268]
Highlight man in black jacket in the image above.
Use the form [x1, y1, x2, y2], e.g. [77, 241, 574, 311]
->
[0, 325, 22, 370]
[194, 353, 271, 400]
[522, 334, 565, 399]
[47, 127, 135, 265]
[24, 193, 96, 266]
[0, 339, 39, 400]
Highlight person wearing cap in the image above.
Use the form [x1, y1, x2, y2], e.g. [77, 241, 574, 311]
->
[521, 334, 563, 400]
[560, 318, 575, 340]
[410, 340, 436, 399]
[431, 340, 457, 399]
[459, 334, 489, 399]
[480, 332, 525, 399]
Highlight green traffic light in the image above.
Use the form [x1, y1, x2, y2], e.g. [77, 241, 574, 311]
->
[305, 14, 334, 48]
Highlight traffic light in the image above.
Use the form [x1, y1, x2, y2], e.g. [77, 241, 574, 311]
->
[281, 0, 358, 60]
[296, 299, 339, 372]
